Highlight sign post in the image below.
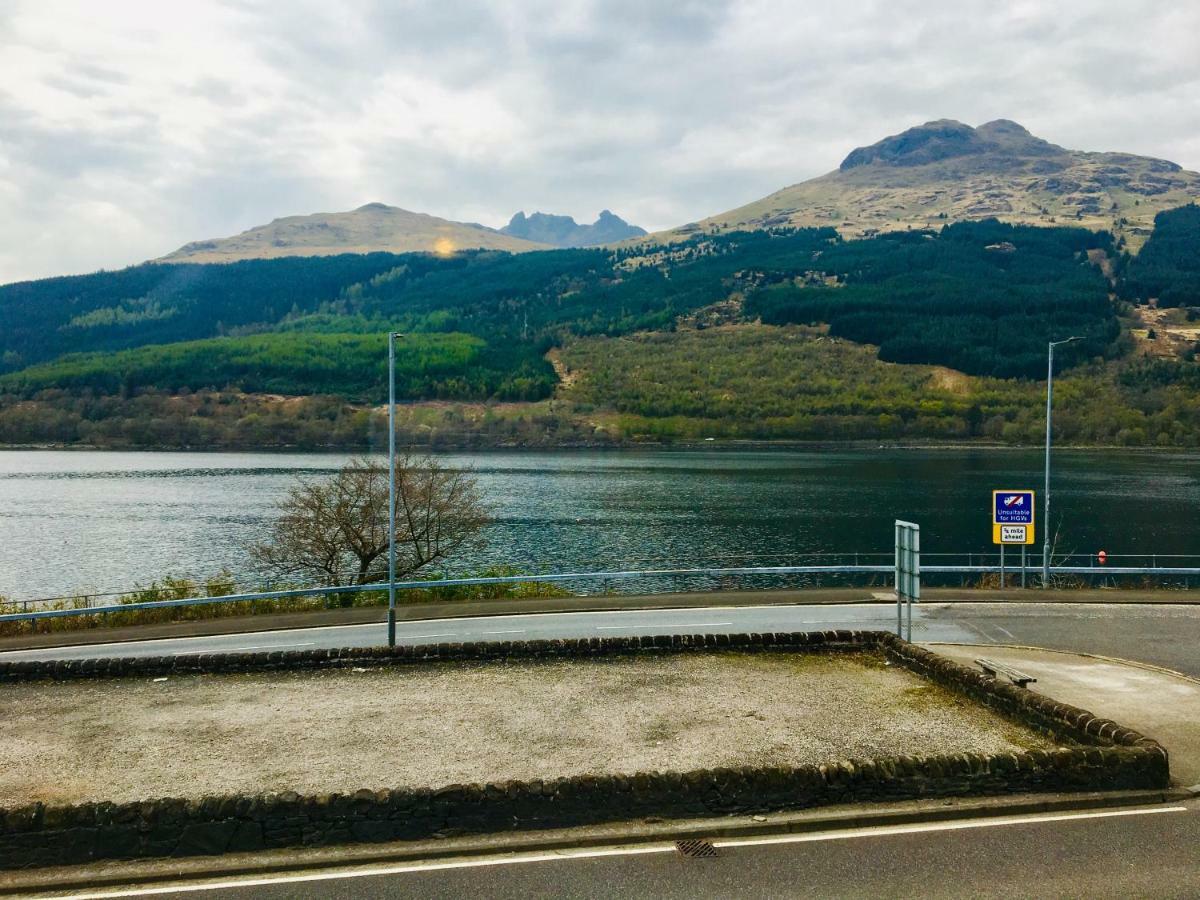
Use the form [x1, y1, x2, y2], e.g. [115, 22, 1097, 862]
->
[992, 490, 1035, 590]
[895, 520, 920, 641]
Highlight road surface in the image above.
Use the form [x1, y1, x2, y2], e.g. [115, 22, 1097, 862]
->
[37, 801, 1199, 899]
[3, 602, 1199, 677]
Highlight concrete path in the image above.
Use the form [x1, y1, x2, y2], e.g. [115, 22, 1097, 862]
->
[929, 643, 1200, 788]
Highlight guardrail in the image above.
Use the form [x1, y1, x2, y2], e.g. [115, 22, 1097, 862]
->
[11, 551, 1200, 612]
[4, 562, 1200, 625]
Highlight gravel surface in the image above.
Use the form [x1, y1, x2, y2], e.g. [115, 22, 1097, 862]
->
[0, 651, 1053, 805]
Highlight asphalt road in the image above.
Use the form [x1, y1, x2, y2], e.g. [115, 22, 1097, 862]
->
[4, 602, 1200, 676]
[55, 802, 1199, 899]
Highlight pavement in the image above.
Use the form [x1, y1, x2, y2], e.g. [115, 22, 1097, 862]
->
[929, 643, 1200, 787]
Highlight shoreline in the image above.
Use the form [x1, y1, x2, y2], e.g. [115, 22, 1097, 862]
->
[1, 440, 1197, 454]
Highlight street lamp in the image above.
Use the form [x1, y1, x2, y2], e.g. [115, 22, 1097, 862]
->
[1042, 336, 1082, 588]
[387, 331, 402, 647]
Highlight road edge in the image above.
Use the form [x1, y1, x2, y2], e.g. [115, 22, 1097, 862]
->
[7, 587, 1200, 654]
[2, 788, 1190, 897]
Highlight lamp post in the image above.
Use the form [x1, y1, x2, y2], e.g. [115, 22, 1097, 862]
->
[387, 332, 401, 647]
[1042, 336, 1082, 588]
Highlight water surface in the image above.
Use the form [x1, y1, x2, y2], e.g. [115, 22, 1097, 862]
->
[1, 449, 1197, 600]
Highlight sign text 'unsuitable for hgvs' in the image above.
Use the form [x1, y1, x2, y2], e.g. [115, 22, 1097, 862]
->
[992, 490, 1035, 545]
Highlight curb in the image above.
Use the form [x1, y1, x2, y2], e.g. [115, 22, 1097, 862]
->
[1, 788, 1189, 897]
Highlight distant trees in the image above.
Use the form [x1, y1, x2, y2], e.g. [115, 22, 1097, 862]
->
[745, 221, 1118, 378]
[251, 456, 489, 595]
[1118, 204, 1200, 307]
[0, 332, 557, 404]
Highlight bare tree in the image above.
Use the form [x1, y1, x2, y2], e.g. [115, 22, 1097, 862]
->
[252, 456, 489, 592]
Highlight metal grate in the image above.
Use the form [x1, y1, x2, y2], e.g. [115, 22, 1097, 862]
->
[675, 839, 719, 859]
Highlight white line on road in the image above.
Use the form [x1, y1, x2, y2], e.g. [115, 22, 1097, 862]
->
[481, 629, 526, 635]
[398, 633, 457, 640]
[595, 622, 733, 630]
[52, 805, 1189, 899]
[713, 805, 1189, 848]
[174, 643, 315, 656]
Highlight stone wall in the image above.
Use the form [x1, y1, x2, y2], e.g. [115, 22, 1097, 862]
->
[0, 631, 1170, 870]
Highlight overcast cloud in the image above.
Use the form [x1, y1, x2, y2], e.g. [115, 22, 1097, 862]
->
[1, 0, 1197, 283]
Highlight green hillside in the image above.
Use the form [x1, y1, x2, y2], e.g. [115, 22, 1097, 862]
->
[1118, 204, 1200, 307]
[558, 326, 1200, 447]
[0, 211, 1197, 449]
[0, 332, 555, 402]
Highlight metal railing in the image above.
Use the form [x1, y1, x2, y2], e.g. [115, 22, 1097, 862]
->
[9, 551, 1200, 613]
[4, 560, 1200, 625]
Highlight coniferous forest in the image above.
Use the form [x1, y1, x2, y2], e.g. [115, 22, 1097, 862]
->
[1, 213, 1197, 448]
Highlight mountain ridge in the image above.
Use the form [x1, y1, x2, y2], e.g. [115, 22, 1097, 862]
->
[158, 203, 549, 263]
[657, 119, 1200, 250]
[501, 210, 646, 247]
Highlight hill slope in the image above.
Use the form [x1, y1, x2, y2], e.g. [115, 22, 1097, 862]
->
[159, 203, 548, 262]
[662, 120, 1200, 250]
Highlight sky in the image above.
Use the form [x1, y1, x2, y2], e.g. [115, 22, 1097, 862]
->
[1, 0, 1198, 284]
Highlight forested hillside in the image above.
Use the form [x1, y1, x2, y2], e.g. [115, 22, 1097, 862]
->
[0, 254, 409, 371]
[559, 325, 1200, 446]
[1, 211, 1197, 449]
[745, 222, 1117, 377]
[0, 333, 555, 402]
[1118, 204, 1200, 307]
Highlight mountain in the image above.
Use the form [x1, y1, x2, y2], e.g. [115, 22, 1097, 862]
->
[501, 210, 647, 247]
[159, 203, 549, 262]
[661, 119, 1200, 250]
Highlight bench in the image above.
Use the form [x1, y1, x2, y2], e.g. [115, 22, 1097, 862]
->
[975, 658, 1037, 688]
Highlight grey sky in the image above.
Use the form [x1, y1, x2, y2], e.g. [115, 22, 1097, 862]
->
[1, 0, 1197, 284]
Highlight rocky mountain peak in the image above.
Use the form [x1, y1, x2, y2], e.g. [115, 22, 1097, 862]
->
[840, 119, 1064, 170]
[501, 210, 646, 247]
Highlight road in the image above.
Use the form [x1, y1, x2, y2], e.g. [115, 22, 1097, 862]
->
[43, 802, 1200, 899]
[4, 601, 1200, 676]
[9, 601, 1200, 898]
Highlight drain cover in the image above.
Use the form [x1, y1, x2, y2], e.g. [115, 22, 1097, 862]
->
[675, 839, 719, 859]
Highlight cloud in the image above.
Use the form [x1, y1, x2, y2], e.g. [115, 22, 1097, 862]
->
[0, 0, 1197, 283]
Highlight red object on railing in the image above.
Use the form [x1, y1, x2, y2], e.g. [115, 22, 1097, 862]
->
[1098, 550, 1108, 565]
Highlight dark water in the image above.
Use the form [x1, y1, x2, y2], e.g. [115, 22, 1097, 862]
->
[0, 449, 1197, 600]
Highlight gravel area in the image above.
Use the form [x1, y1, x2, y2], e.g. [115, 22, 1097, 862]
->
[0, 651, 1053, 806]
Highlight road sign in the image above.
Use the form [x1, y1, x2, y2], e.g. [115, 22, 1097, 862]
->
[992, 490, 1035, 545]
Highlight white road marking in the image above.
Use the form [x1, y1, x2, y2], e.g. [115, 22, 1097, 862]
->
[0, 604, 908, 660]
[481, 629, 526, 635]
[174, 643, 315, 656]
[714, 805, 1189, 847]
[994, 625, 1016, 640]
[51, 805, 1189, 899]
[595, 622, 733, 630]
